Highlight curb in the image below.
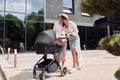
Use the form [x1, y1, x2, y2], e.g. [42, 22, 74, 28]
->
[0, 56, 10, 80]
[0, 65, 7, 80]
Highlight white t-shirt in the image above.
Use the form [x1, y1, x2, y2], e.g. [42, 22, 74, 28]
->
[53, 21, 66, 42]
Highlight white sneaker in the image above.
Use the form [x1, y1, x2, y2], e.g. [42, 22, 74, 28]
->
[76, 66, 81, 71]
[68, 67, 76, 74]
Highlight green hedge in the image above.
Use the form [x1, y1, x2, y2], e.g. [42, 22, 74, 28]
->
[115, 68, 120, 80]
[99, 33, 120, 56]
[99, 34, 120, 80]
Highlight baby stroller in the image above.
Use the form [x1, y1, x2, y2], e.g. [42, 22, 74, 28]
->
[33, 29, 67, 80]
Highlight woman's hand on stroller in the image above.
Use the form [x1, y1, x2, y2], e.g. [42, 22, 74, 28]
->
[56, 38, 63, 44]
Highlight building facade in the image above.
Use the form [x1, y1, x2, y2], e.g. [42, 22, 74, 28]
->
[44, 0, 107, 49]
[0, 0, 119, 51]
[0, 0, 44, 51]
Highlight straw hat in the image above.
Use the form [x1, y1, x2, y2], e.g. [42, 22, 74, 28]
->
[61, 13, 68, 20]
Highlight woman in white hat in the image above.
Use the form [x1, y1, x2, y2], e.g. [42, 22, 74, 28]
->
[61, 13, 82, 74]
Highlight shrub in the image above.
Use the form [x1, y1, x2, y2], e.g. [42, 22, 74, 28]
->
[115, 68, 120, 80]
[99, 34, 120, 80]
[99, 33, 120, 56]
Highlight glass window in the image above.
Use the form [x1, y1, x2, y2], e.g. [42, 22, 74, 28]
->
[63, 0, 74, 14]
[0, 11, 4, 17]
[26, 8, 44, 22]
[0, 0, 4, 10]
[6, 0, 25, 13]
[5, 12, 25, 21]
[81, 13, 91, 17]
[27, 0, 43, 14]
[0, 12, 4, 43]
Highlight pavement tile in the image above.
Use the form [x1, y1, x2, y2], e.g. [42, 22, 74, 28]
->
[0, 50, 120, 80]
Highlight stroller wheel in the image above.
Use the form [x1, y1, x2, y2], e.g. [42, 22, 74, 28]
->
[61, 67, 67, 76]
[39, 73, 44, 80]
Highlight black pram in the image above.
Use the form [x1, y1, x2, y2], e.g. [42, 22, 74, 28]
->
[33, 29, 67, 80]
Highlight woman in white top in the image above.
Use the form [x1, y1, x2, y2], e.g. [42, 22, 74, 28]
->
[61, 13, 82, 74]
[53, 13, 67, 67]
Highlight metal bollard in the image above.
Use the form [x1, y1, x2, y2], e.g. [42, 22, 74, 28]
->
[7, 47, 11, 60]
[0, 46, 5, 57]
[14, 49, 17, 68]
[83, 44, 86, 50]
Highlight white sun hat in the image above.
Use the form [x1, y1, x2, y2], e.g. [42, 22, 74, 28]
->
[61, 13, 69, 20]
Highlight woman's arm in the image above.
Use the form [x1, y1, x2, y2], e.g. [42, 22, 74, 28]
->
[70, 21, 78, 36]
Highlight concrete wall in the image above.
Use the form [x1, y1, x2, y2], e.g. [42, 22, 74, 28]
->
[44, 0, 102, 27]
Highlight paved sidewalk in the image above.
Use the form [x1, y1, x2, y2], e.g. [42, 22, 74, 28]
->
[0, 50, 120, 80]
[0, 68, 5, 80]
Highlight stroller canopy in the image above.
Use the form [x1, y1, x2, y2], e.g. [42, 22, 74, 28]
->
[35, 29, 56, 45]
[34, 29, 56, 54]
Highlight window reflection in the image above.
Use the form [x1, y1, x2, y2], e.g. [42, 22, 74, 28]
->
[26, 13, 44, 22]
[27, 0, 43, 13]
[63, 0, 72, 8]
[0, 12, 4, 16]
[63, 0, 74, 14]
[5, 12, 25, 21]
[6, 0, 25, 13]
[0, 0, 4, 10]
[0, 0, 44, 51]
[0, 12, 4, 44]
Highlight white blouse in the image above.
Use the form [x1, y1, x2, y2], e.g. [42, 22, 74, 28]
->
[53, 21, 66, 38]
[62, 21, 78, 36]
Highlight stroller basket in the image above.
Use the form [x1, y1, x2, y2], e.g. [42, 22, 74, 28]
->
[38, 59, 58, 73]
[35, 42, 63, 54]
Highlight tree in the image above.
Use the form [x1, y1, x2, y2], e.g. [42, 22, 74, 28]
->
[79, 1, 120, 79]
[79, 0, 120, 16]
[25, 8, 54, 50]
[25, 9, 45, 50]
[4, 14, 25, 50]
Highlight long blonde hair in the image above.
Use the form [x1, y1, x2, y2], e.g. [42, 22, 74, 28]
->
[61, 15, 68, 28]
